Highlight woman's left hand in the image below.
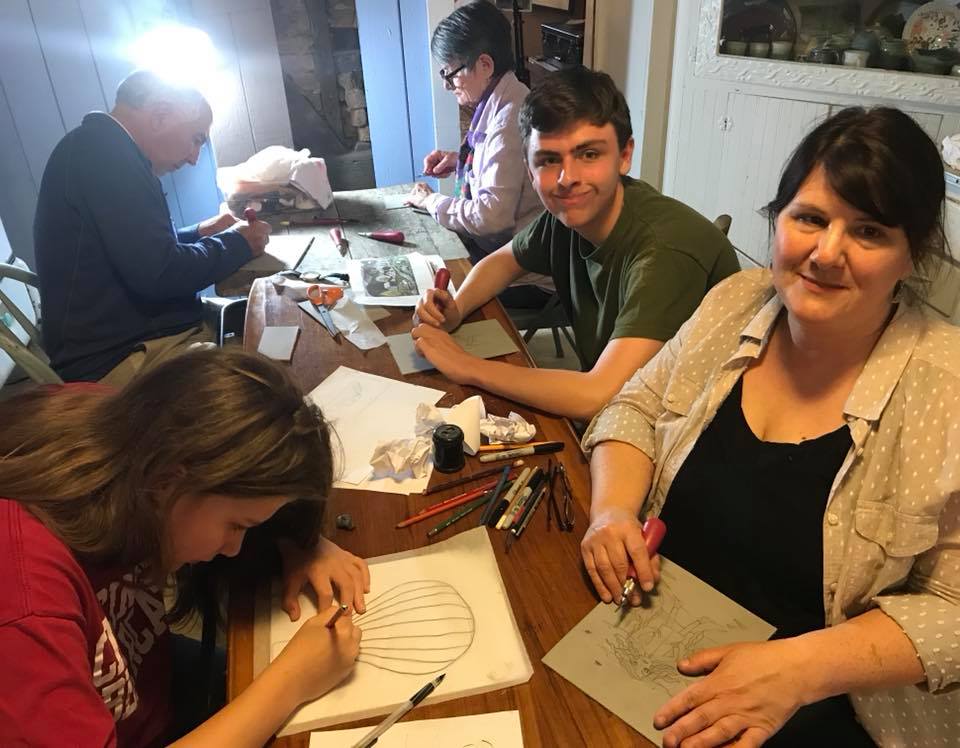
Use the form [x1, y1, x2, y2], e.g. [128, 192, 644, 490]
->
[654, 639, 814, 747]
[278, 537, 370, 621]
[406, 182, 433, 208]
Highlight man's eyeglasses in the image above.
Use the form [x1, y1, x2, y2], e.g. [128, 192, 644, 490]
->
[439, 63, 467, 85]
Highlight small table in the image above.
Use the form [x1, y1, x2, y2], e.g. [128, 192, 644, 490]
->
[227, 188, 653, 747]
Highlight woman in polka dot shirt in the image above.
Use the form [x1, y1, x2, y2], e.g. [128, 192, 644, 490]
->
[580, 107, 960, 747]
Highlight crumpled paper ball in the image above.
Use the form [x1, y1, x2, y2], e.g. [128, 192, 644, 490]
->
[480, 411, 536, 444]
[369, 437, 432, 480]
[414, 403, 445, 437]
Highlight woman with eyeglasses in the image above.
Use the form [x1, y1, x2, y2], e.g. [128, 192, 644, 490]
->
[406, 0, 549, 308]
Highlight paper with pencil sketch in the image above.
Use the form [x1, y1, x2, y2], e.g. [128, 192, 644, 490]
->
[305, 367, 445, 494]
[387, 319, 519, 375]
[308, 710, 524, 747]
[542, 559, 775, 744]
[269, 528, 532, 735]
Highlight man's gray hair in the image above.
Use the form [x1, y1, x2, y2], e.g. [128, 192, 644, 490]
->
[115, 69, 209, 117]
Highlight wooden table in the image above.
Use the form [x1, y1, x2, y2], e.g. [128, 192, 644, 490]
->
[228, 189, 653, 747]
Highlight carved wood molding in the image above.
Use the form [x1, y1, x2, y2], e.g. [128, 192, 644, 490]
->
[694, 0, 960, 107]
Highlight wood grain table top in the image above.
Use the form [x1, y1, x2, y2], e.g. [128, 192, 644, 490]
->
[227, 189, 652, 747]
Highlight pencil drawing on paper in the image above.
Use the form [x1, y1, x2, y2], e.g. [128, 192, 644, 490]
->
[354, 579, 477, 676]
[598, 591, 746, 695]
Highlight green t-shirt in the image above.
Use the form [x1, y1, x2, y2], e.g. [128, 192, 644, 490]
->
[513, 177, 740, 370]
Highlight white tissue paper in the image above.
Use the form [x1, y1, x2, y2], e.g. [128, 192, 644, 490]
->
[369, 437, 432, 480]
[945, 134, 960, 171]
[327, 297, 388, 350]
[217, 146, 333, 208]
[414, 396, 487, 455]
[442, 395, 486, 456]
[480, 411, 537, 444]
[415, 403, 446, 437]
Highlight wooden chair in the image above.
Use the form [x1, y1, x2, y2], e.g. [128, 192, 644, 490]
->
[0, 261, 62, 386]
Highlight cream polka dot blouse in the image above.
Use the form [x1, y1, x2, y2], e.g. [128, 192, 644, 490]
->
[583, 268, 960, 747]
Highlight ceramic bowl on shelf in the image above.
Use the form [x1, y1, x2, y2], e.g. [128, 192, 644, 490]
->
[724, 40, 748, 55]
[843, 49, 871, 67]
[879, 37, 910, 69]
[748, 41, 771, 57]
[808, 47, 841, 65]
[771, 40, 794, 59]
[911, 48, 957, 74]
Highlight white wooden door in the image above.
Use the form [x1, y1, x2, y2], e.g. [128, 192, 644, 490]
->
[715, 93, 830, 267]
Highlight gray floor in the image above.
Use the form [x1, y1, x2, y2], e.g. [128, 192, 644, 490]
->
[524, 327, 581, 371]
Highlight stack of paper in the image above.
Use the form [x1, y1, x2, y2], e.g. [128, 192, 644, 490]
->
[306, 367, 445, 494]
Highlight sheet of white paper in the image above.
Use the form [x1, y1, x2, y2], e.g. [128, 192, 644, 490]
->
[308, 710, 523, 748]
[542, 559, 775, 744]
[348, 254, 452, 307]
[256, 326, 299, 361]
[271, 527, 533, 735]
[387, 319, 519, 375]
[306, 367, 445, 494]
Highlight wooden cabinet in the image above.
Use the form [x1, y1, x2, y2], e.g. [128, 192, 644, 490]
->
[662, 0, 960, 320]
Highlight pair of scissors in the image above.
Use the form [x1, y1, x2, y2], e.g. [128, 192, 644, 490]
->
[306, 284, 344, 339]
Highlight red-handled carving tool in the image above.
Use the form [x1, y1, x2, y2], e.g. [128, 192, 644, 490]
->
[357, 230, 405, 244]
[329, 226, 350, 257]
[433, 266, 451, 313]
[617, 517, 667, 619]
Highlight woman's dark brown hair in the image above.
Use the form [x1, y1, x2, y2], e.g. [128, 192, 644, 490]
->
[0, 348, 334, 624]
[763, 107, 948, 283]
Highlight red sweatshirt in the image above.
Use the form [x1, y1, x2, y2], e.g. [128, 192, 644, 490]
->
[0, 498, 170, 747]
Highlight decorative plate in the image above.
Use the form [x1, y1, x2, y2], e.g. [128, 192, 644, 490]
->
[902, 1, 960, 52]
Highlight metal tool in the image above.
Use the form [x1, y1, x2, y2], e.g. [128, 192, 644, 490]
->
[357, 230, 405, 245]
[279, 216, 357, 226]
[330, 226, 350, 257]
[306, 284, 344, 339]
[616, 517, 667, 621]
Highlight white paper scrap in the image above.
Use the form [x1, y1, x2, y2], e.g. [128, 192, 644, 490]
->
[256, 326, 299, 361]
[327, 296, 388, 350]
[308, 710, 524, 748]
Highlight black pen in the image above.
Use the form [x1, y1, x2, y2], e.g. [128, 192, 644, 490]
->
[351, 673, 445, 748]
[479, 464, 511, 526]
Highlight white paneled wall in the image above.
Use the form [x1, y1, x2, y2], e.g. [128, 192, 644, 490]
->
[191, 0, 293, 167]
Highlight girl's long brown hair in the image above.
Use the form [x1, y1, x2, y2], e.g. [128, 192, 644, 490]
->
[0, 348, 334, 623]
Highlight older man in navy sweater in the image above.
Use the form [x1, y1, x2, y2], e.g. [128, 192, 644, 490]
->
[34, 70, 270, 384]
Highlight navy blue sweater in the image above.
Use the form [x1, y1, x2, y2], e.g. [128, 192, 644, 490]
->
[34, 113, 252, 381]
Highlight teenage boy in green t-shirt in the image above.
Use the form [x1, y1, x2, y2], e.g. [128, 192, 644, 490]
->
[413, 67, 739, 420]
